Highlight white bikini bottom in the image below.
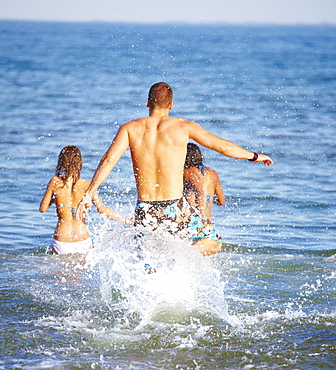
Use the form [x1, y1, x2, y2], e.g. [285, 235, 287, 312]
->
[47, 237, 92, 255]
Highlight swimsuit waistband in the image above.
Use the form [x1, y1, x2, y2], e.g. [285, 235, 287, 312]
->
[137, 199, 180, 208]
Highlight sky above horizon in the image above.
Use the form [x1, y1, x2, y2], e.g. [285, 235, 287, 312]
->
[1, 0, 336, 24]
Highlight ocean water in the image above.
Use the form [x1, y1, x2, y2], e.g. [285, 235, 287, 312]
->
[0, 21, 335, 369]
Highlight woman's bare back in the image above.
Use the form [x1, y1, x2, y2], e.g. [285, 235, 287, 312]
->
[184, 166, 225, 219]
[40, 176, 91, 242]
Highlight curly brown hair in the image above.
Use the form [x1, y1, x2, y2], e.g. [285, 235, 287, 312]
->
[184, 143, 204, 169]
[55, 145, 82, 185]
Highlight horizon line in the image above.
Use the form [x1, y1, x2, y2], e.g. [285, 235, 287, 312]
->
[0, 18, 335, 27]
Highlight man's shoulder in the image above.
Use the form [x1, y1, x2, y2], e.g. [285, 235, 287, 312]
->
[161, 117, 197, 131]
[120, 117, 148, 130]
[177, 118, 203, 131]
[170, 116, 194, 124]
[125, 116, 149, 124]
[120, 116, 197, 132]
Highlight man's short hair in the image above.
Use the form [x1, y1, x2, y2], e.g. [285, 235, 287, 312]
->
[148, 82, 173, 108]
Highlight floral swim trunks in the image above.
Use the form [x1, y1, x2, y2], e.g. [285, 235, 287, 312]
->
[134, 197, 220, 243]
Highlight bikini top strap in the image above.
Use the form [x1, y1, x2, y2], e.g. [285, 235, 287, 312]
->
[196, 163, 206, 175]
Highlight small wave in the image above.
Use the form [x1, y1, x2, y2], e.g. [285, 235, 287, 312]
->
[221, 243, 336, 257]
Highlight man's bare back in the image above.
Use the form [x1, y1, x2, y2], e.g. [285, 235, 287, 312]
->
[76, 82, 273, 225]
[125, 114, 193, 201]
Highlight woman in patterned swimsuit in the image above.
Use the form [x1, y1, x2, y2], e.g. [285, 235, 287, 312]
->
[183, 143, 226, 254]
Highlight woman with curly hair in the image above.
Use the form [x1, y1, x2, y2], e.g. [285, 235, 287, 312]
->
[184, 143, 226, 255]
[40, 145, 132, 254]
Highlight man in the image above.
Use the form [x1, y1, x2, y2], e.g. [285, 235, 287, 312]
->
[76, 82, 273, 255]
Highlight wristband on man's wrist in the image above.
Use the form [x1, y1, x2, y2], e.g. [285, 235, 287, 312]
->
[248, 152, 258, 162]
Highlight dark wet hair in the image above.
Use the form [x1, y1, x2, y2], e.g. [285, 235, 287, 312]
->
[55, 145, 82, 185]
[184, 143, 203, 169]
[148, 82, 173, 108]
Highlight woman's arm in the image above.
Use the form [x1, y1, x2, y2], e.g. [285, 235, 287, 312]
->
[39, 177, 56, 213]
[213, 171, 226, 206]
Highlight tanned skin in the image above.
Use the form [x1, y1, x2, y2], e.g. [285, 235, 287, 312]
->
[76, 83, 273, 255]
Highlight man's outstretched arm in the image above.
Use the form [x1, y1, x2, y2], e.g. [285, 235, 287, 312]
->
[188, 121, 273, 166]
[76, 126, 130, 221]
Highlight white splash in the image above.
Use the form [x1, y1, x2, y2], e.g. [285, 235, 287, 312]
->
[86, 223, 229, 327]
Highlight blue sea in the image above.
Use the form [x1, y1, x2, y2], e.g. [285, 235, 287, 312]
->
[0, 21, 335, 369]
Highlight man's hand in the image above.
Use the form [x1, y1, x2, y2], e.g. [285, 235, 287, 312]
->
[256, 154, 273, 167]
[76, 193, 92, 222]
